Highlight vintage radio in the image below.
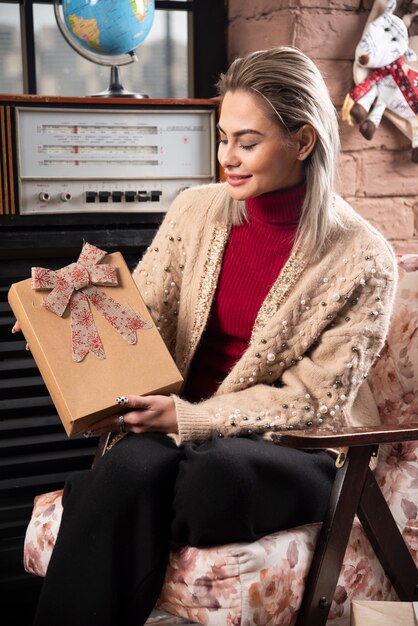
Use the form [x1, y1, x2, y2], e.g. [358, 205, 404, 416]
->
[0, 95, 218, 216]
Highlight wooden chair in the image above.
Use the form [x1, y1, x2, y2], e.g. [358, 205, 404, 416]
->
[24, 254, 418, 625]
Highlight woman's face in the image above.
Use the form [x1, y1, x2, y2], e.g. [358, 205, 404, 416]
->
[217, 90, 306, 201]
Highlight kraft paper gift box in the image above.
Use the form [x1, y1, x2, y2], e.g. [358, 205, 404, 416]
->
[350, 601, 418, 626]
[8, 242, 183, 436]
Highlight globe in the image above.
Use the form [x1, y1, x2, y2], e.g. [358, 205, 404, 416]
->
[54, 0, 155, 97]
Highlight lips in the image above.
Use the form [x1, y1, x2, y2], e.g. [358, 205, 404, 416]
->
[226, 174, 252, 187]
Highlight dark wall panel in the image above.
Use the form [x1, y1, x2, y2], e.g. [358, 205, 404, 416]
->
[0, 220, 161, 623]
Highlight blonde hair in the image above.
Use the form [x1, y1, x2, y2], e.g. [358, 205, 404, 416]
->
[216, 46, 342, 259]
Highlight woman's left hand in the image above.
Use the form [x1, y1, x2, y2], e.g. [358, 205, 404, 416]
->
[89, 395, 178, 436]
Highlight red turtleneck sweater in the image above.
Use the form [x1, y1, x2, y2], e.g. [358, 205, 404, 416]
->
[181, 183, 305, 402]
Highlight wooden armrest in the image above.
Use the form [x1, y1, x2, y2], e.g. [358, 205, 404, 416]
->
[277, 423, 418, 449]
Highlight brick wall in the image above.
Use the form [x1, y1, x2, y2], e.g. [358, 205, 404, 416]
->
[227, 0, 418, 253]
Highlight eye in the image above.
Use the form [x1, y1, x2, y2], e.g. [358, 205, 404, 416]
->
[240, 143, 257, 151]
[384, 27, 389, 32]
[391, 36, 397, 41]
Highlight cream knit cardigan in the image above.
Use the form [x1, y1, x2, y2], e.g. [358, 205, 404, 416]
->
[133, 183, 397, 445]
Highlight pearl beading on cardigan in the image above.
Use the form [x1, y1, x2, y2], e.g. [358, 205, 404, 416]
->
[207, 253, 386, 438]
[133, 185, 397, 445]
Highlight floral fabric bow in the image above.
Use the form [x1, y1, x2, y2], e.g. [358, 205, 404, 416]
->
[31, 242, 151, 362]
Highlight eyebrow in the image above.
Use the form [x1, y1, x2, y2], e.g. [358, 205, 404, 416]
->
[217, 123, 264, 138]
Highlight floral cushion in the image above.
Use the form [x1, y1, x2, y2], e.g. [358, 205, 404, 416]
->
[24, 489, 63, 580]
[23, 255, 418, 626]
[371, 255, 418, 533]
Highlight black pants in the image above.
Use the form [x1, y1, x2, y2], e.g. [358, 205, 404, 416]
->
[33, 433, 336, 626]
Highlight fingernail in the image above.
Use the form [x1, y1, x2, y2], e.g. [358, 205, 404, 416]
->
[116, 396, 128, 405]
[11, 328, 16, 334]
[25, 343, 30, 351]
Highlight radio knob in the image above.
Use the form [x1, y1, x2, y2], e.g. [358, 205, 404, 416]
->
[112, 191, 124, 202]
[137, 191, 150, 202]
[38, 192, 50, 202]
[125, 191, 136, 202]
[60, 192, 72, 202]
[85, 191, 97, 203]
[150, 190, 162, 202]
[98, 191, 111, 203]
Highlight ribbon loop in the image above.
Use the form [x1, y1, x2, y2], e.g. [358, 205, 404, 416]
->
[31, 242, 151, 362]
[88, 263, 118, 286]
[78, 242, 107, 266]
[32, 267, 58, 290]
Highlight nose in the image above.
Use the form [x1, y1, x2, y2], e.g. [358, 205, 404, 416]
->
[218, 142, 241, 169]
[358, 54, 369, 66]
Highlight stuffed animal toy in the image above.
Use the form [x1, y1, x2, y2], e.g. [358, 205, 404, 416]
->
[342, 0, 418, 162]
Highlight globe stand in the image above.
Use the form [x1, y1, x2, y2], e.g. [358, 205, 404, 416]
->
[91, 66, 148, 99]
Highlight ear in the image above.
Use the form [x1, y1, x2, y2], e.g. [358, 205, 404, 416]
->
[294, 125, 317, 161]
[405, 47, 418, 61]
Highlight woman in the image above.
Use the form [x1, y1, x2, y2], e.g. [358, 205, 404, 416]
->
[27, 46, 397, 625]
